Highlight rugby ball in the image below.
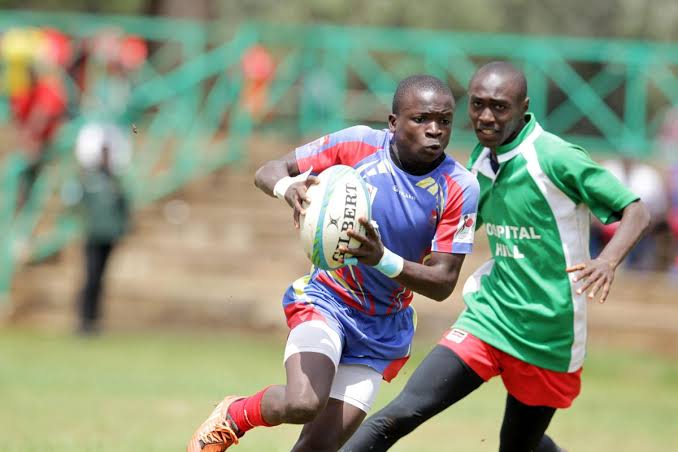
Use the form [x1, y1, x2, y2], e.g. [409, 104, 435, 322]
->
[300, 165, 372, 270]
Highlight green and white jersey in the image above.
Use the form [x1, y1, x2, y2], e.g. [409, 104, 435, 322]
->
[454, 113, 639, 372]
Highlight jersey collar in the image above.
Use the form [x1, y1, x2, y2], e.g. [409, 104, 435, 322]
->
[495, 113, 540, 163]
[472, 113, 543, 180]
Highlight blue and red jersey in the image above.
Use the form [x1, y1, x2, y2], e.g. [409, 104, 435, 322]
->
[282, 125, 479, 378]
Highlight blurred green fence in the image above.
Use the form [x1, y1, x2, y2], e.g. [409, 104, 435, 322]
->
[1, 11, 678, 297]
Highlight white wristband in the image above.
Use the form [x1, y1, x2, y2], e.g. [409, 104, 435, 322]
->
[273, 167, 313, 200]
[374, 246, 404, 278]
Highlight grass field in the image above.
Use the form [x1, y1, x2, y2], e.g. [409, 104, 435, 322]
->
[2, 328, 677, 451]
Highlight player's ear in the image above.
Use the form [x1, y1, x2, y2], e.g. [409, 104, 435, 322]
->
[522, 97, 530, 114]
[388, 113, 397, 133]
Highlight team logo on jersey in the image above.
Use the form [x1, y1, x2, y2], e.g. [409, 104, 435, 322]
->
[392, 185, 416, 200]
[454, 213, 476, 244]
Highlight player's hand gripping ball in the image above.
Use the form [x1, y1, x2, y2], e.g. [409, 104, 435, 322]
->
[299, 165, 372, 270]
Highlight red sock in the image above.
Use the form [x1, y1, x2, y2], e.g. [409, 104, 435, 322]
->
[227, 387, 277, 434]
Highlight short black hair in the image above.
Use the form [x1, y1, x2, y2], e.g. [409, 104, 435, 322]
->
[471, 61, 528, 102]
[392, 74, 453, 114]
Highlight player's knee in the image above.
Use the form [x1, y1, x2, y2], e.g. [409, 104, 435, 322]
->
[284, 394, 326, 423]
[376, 397, 425, 434]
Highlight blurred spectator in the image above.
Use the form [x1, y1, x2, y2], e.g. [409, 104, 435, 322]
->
[73, 141, 130, 335]
[591, 156, 669, 271]
[69, 30, 143, 335]
[1, 27, 70, 209]
[668, 162, 678, 275]
[240, 44, 275, 118]
[658, 108, 678, 164]
[658, 108, 678, 275]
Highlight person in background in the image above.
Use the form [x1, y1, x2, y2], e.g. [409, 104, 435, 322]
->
[658, 108, 678, 276]
[1, 27, 70, 209]
[591, 155, 669, 271]
[75, 140, 130, 335]
[240, 44, 275, 119]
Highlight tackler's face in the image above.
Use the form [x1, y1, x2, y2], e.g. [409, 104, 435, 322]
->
[389, 89, 455, 165]
[468, 73, 528, 149]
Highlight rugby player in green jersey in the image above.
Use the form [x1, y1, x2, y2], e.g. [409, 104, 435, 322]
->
[343, 62, 651, 452]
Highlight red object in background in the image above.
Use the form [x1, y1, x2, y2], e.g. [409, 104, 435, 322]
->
[240, 45, 275, 117]
[119, 35, 147, 70]
[669, 212, 678, 239]
[41, 28, 72, 67]
[241, 45, 275, 83]
[599, 222, 619, 244]
[10, 75, 67, 143]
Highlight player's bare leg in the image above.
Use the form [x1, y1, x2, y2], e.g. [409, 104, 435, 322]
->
[292, 398, 367, 452]
[261, 352, 336, 425]
[188, 351, 335, 451]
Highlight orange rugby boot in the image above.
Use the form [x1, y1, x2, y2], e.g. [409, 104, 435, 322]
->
[187, 396, 244, 452]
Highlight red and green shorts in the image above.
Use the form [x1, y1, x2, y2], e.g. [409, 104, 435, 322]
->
[438, 328, 582, 409]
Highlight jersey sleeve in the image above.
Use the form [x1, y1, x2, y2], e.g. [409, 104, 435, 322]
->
[295, 125, 382, 174]
[431, 171, 480, 254]
[541, 141, 640, 224]
[466, 143, 486, 228]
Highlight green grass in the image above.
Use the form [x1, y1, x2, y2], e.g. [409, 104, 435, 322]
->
[1, 328, 677, 451]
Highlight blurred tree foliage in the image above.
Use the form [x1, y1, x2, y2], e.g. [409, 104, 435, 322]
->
[0, 0, 677, 41]
[0, 0, 144, 14]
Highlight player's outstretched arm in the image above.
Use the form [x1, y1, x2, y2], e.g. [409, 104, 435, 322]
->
[342, 218, 466, 301]
[567, 200, 650, 303]
[254, 151, 319, 228]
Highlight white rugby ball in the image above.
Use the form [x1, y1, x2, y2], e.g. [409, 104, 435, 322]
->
[300, 165, 372, 270]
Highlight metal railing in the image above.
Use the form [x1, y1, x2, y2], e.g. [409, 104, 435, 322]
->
[1, 12, 677, 297]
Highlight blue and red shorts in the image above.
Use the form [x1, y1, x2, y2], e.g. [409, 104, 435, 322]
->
[282, 283, 413, 382]
[438, 328, 582, 409]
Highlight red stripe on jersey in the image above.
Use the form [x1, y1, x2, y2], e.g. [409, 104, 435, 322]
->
[316, 269, 376, 315]
[385, 286, 413, 315]
[297, 142, 379, 173]
[433, 174, 464, 252]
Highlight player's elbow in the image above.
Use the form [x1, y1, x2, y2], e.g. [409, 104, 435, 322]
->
[428, 269, 462, 301]
[253, 163, 268, 190]
[429, 290, 451, 302]
[253, 161, 277, 192]
[429, 287, 453, 302]
[428, 279, 458, 302]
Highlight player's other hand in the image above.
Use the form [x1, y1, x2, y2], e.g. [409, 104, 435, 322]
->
[286, 176, 319, 229]
[566, 257, 616, 303]
[340, 217, 384, 267]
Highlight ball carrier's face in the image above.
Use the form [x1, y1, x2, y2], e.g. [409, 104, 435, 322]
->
[388, 88, 455, 174]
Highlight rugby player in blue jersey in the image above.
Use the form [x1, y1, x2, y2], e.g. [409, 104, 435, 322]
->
[188, 75, 480, 452]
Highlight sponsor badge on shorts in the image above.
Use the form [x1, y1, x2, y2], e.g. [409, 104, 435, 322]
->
[454, 213, 476, 244]
[446, 328, 468, 344]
